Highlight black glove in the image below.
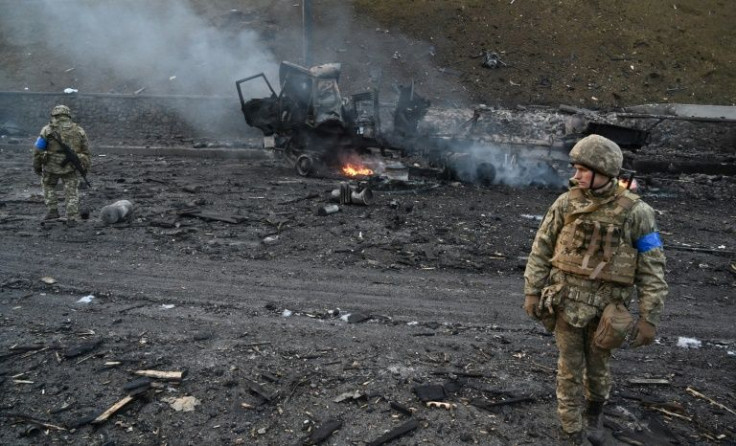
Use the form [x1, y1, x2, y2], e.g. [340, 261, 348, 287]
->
[34, 166, 42, 176]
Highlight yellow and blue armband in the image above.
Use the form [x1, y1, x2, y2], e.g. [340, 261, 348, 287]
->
[34, 136, 48, 150]
[635, 232, 663, 253]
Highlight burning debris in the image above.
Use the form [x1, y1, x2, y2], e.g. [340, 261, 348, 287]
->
[237, 60, 445, 189]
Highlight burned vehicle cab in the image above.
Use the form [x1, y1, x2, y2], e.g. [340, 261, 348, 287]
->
[238, 61, 381, 177]
[286, 62, 343, 131]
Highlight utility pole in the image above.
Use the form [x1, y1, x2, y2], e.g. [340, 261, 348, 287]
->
[302, 0, 312, 67]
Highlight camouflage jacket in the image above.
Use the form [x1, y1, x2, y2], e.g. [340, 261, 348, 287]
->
[32, 117, 91, 175]
[524, 181, 668, 326]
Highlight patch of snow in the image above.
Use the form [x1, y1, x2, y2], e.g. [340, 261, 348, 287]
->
[677, 337, 702, 349]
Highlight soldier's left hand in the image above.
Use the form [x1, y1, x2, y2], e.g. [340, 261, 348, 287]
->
[630, 319, 656, 348]
[523, 295, 541, 319]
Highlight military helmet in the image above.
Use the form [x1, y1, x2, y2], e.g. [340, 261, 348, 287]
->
[569, 134, 623, 178]
[51, 105, 71, 117]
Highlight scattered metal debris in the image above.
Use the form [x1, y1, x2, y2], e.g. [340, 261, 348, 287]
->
[481, 50, 507, 69]
[366, 418, 419, 446]
[330, 182, 373, 205]
[300, 418, 343, 445]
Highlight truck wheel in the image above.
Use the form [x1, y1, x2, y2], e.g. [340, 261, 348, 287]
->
[295, 155, 314, 177]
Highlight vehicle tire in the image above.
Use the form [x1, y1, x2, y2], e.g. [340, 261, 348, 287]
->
[295, 155, 314, 177]
[477, 162, 496, 186]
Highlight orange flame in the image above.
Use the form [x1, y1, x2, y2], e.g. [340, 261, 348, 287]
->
[342, 163, 374, 177]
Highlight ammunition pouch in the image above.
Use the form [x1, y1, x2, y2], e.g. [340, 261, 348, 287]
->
[593, 302, 634, 350]
[539, 283, 566, 332]
[540, 311, 557, 333]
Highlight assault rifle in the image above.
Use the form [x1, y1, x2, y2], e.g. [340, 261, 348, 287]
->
[48, 132, 91, 187]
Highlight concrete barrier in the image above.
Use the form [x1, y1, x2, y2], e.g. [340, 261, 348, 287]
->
[0, 143, 273, 160]
[0, 91, 261, 146]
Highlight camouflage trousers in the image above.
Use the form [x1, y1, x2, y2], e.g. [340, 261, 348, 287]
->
[555, 314, 612, 433]
[42, 171, 80, 219]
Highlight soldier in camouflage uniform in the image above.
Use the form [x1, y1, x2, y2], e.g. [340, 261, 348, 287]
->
[523, 135, 668, 445]
[32, 105, 91, 224]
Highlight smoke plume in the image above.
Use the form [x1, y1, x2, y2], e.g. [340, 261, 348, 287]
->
[448, 142, 567, 188]
[0, 0, 277, 97]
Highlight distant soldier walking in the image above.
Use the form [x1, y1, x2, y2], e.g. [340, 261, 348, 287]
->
[523, 135, 668, 445]
[32, 105, 91, 224]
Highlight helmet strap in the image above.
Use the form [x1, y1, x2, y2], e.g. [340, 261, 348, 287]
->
[589, 171, 614, 191]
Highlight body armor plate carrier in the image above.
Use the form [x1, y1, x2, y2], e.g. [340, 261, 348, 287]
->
[550, 187, 638, 285]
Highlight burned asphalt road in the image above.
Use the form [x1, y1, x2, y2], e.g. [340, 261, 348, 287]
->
[1, 143, 735, 445]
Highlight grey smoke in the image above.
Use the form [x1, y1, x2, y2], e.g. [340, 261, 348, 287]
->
[1, 1, 478, 145]
[449, 142, 567, 188]
[0, 0, 281, 137]
[1, 0, 277, 97]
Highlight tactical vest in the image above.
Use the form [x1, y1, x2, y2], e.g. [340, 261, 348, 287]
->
[550, 186, 639, 285]
[42, 121, 84, 174]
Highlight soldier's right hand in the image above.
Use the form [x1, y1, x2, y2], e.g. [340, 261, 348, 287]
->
[524, 295, 541, 319]
[630, 319, 656, 348]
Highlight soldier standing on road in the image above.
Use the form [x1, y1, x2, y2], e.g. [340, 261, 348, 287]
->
[32, 105, 91, 225]
[523, 135, 668, 445]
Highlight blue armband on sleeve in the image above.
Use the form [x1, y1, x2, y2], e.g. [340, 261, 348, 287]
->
[635, 232, 663, 253]
[34, 136, 47, 150]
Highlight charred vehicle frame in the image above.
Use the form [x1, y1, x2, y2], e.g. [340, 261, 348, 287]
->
[237, 61, 389, 177]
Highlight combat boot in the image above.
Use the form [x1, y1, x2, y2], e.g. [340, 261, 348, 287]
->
[66, 214, 81, 227]
[585, 400, 606, 445]
[564, 430, 592, 446]
[43, 209, 60, 220]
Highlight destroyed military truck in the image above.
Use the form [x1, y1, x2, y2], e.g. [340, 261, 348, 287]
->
[237, 61, 430, 177]
[238, 61, 382, 176]
[237, 62, 565, 187]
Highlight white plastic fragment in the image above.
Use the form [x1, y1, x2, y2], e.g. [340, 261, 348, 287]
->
[63, 88, 78, 94]
[77, 295, 95, 304]
[263, 235, 279, 244]
[161, 304, 175, 309]
[677, 337, 702, 349]
[521, 214, 543, 221]
[281, 309, 292, 317]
